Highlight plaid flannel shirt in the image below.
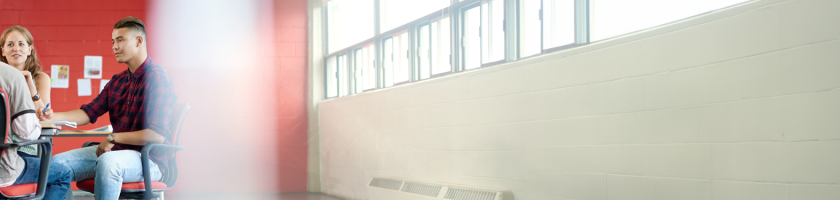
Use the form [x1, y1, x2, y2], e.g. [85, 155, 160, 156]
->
[81, 56, 178, 172]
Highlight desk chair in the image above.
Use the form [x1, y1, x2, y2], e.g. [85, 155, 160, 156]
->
[0, 88, 53, 199]
[76, 103, 190, 200]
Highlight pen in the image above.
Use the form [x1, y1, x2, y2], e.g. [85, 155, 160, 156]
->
[42, 103, 50, 115]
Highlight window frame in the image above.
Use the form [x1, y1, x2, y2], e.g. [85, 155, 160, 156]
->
[457, 2, 482, 71]
[428, 11, 456, 78]
[351, 48, 362, 94]
[324, 55, 338, 99]
[322, 0, 744, 99]
[352, 42, 379, 94]
[380, 35, 395, 88]
[479, 0, 507, 67]
[324, 0, 377, 54]
[540, 0, 589, 55]
[391, 29, 413, 86]
[337, 53, 349, 97]
[415, 20, 432, 81]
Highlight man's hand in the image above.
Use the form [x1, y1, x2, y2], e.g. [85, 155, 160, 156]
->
[36, 107, 52, 121]
[96, 139, 115, 157]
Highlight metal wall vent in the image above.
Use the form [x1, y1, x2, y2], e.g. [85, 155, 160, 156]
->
[444, 187, 498, 200]
[367, 177, 504, 200]
[369, 178, 403, 191]
[400, 181, 442, 197]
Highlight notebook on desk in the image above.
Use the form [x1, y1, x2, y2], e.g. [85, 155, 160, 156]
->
[40, 123, 62, 129]
[41, 121, 77, 128]
[57, 125, 112, 132]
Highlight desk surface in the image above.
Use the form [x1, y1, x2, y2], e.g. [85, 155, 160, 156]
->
[41, 128, 110, 137]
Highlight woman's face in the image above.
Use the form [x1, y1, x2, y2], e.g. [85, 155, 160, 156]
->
[1, 31, 32, 68]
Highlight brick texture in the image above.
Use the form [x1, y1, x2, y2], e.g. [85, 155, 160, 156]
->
[4, 0, 308, 194]
[1, 0, 147, 191]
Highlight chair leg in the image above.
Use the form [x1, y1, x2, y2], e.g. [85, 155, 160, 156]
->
[158, 191, 164, 200]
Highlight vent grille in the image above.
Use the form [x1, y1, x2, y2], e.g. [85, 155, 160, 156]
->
[400, 181, 442, 197]
[444, 188, 497, 200]
[369, 178, 403, 190]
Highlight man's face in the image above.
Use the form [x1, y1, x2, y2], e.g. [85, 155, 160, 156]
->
[112, 28, 139, 63]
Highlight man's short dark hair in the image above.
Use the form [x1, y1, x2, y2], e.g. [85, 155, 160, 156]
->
[114, 16, 146, 38]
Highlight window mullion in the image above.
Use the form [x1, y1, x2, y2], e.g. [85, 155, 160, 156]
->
[409, 26, 416, 82]
[374, 39, 381, 89]
[505, 0, 518, 61]
[375, 0, 381, 35]
[575, 0, 589, 44]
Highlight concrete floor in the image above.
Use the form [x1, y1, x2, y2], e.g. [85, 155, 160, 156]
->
[70, 192, 344, 200]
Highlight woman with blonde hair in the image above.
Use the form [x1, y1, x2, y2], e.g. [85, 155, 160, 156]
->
[1, 26, 50, 110]
[1, 26, 51, 157]
[0, 26, 70, 200]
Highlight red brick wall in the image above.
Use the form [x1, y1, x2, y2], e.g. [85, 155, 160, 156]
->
[146, 0, 309, 194]
[1, 0, 148, 191]
[3, 0, 309, 194]
[0, 0, 146, 156]
[272, 0, 309, 192]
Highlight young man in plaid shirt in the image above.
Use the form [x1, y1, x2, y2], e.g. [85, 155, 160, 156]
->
[39, 17, 177, 200]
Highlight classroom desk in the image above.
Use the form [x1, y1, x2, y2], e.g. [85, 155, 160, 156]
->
[40, 128, 58, 137]
[37, 128, 108, 158]
[40, 129, 110, 137]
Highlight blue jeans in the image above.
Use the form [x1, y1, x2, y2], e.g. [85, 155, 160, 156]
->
[14, 151, 72, 200]
[53, 146, 162, 200]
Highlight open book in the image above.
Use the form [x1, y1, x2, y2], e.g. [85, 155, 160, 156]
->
[40, 121, 77, 128]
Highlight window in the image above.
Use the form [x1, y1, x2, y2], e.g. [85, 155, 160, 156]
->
[520, 0, 576, 57]
[431, 15, 451, 75]
[519, 0, 542, 57]
[380, 0, 450, 32]
[382, 30, 410, 87]
[481, 0, 505, 64]
[417, 23, 431, 80]
[325, 0, 751, 99]
[590, 0, 749, 41]
[461, 5, 481, 70]
[353, 48, 364, 93]
[353, 43, 376, 93]
[394, 31, 410, 84]
[418, 14, 454, 80]
[382, 36, 394, 87]
[327, 0, 375, 53]
[543, 0, 576, 49]
[325, 56, 337, 98]
[363, 43, 377, 91]
[338, 54, 348, 97]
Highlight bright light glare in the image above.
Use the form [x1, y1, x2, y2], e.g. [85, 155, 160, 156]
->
[591, 0, 749, 41]
[327, 0, 374, 53]
[380, 0, 450, 32]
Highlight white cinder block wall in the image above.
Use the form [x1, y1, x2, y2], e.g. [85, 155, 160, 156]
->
[316, 0, 840, 199]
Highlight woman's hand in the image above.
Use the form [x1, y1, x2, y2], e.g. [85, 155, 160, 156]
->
[36, 106, 52, 121]
[20, 71, 38, 95]
[20, 71, 33, 83]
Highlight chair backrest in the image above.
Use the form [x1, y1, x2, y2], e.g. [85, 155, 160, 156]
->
[160, 103, 189, 187]
[168, 103, 190, 146]
[0, 89, 9, 156]
[0, 89, 7, 140]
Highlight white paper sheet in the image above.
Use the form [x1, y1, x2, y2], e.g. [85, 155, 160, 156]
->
[50, 65, 69, 88]
[84, 56, 103, 79]
[77, 79, 92, 96]
[100, 79, 109, 93]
